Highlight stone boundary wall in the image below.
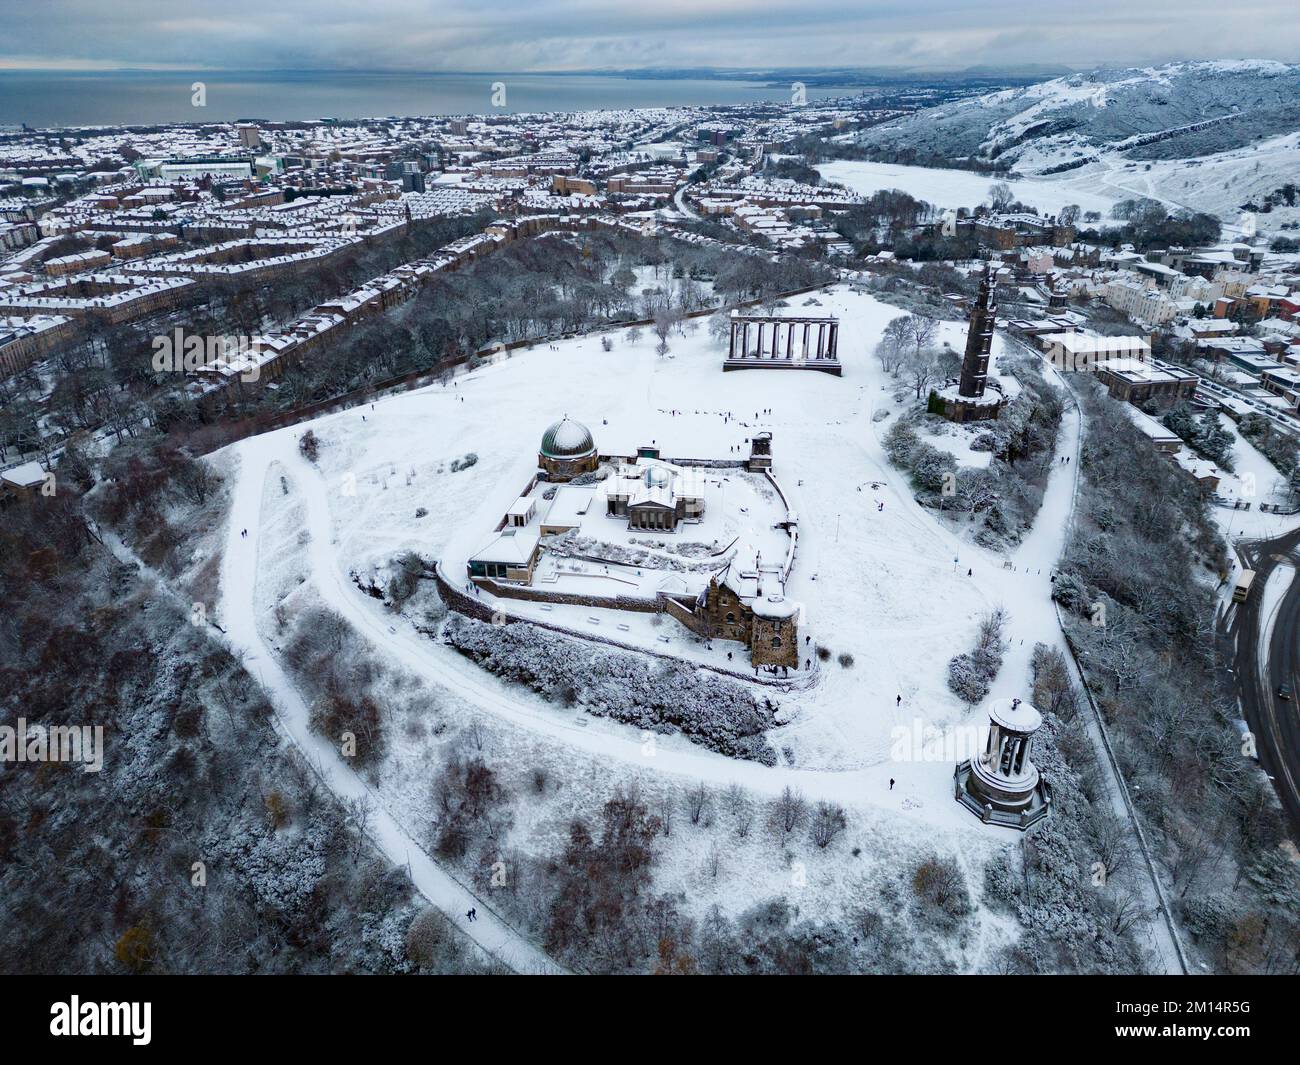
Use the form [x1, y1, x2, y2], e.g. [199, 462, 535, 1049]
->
[431, 561, 811, 690]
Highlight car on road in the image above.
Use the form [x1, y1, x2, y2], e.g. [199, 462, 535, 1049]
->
[1278, 683, 1292, 701]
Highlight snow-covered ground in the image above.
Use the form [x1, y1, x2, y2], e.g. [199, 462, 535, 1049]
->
[1210, 416, 1300, 542]
[211, 282, 1103, 966]
[293, 284, 1044, 770]
[917, 417, 997, 470]
[1255, 562, 1294, 681]
[818, 132, 1300, 235]
[1085, 134, 1300, 235]
[816, 160, 1122, 219]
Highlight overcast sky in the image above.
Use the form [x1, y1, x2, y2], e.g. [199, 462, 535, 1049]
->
[2, 0, 1297, 73]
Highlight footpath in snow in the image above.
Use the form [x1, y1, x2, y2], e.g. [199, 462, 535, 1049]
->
[219, 446, 568, 976]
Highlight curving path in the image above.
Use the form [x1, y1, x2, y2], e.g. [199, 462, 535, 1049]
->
[219, 443, 569, 976]
[215, 326, 1184, 975]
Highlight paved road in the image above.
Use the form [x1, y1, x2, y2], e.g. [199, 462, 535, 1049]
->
[1228, 530, 1300, 838]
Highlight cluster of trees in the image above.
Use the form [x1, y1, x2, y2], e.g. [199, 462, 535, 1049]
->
[433, 755, 511, 861]
[0, 460, 480, 973]
[982, 644, 1151, 974]
[882, 360, 1063, 548]
[1053, 386, 1297, 974]
[874, 313, 961, 399]
[1241, 182, 1298, 214]
[442, 614, 780, 764]
[1103, 199, 1222, 251]
[946, 607, 1008, 706]
[829, 189, 932, 252]
[426, 760, 950, 974]
[283, 607, 387, 767]
[1161, 405, 1235, 471]
[762, 156, 824, 187]
[1237, 412, 1299, 477]
[189, 228, 826, 427]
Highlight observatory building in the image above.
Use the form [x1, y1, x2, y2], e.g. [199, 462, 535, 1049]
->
[537, 416, 599, 481]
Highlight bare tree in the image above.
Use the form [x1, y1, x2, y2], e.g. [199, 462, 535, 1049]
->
[724, 783, 755, 838]
[875, 315, 911, 376]
[686, 782, 712, 826]
[769, 785, 808, 839]
[658, 791, 674, 837]
[342, 793, 374, 867]
[809, 801, 848, 848]
[653, 308, 680, 356]
[906, 314, 938, 357]
[902, 347, 939, 401]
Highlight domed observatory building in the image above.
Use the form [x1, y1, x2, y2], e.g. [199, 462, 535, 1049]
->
[538, 417, 598, 481]
[954, 696, 1051, 830]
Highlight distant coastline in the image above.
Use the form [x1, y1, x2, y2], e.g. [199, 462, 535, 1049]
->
[0, 69, 870, 127]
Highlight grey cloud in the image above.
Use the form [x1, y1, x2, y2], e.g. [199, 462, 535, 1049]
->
[2, 0, 1298, 71]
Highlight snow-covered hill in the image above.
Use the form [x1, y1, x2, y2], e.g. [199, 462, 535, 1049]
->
[852, 60, 1300, 230]
[860, 61, 1298, 173]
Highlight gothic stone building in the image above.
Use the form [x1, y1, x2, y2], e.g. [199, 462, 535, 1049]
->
[674, 561, 799, 669]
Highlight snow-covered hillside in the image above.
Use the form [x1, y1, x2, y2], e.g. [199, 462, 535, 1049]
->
[853, 61, 1300, 229]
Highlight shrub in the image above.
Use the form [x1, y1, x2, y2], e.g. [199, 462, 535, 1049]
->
[911, 856, 970, 924]
[114, 926, 156, 971]
[768, 786, 808, 838]
[443, 615, 779, 763]
[298, 429, 320, 463]
[809, 801, 847, 848]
